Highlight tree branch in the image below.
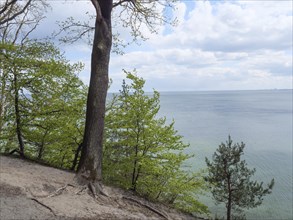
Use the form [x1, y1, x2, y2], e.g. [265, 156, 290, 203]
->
[0, 0, 33, 25]
[0, 0, 17, 15]
[113, 0, 132, 8]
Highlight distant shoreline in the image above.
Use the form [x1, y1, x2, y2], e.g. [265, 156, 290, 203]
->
[108, 89, 293, 95]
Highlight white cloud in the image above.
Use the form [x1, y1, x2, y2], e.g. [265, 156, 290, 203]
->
[29, 0, 292, 92]
[107, 0, 292, 91]
[151, 1, 292, 52]
[172, 2, 187, 26]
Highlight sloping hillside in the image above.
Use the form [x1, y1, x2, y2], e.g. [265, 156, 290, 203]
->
[0, 155, 204, 220]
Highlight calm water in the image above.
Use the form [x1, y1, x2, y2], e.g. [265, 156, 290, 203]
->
[157, 90, 292, 220]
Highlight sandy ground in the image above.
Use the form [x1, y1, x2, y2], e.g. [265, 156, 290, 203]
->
[0, 155, 202, 220]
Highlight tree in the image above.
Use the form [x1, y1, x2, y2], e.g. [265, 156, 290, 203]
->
[0, 41, 86, 162]
[73, 0, 177, 192]
[0, 0, 48, 141]
[205, 136, 275, 220]
[75, 0, 112, 187]
[103, 71, 208, 214]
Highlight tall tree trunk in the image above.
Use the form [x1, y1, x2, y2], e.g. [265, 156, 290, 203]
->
[0, 67, 6, 132]
[71, 142, 82, 171]
[37, 144, 43, 160]
[37, 130, 48, 160]
[76, 0, 112, 185]
[131, 146, 139, 191]
[227, 177, 232, 220]
[227, 197, 231, 220]
[13, 72, 25, 158]
[131, 118, 141, 191]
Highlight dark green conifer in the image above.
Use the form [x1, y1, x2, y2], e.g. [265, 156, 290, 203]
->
[205, 136, 274, 220]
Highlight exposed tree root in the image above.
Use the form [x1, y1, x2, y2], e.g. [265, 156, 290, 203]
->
[76, 172, 109, 198]
[30, 198, 56, 216]
[88, 182, 109, 198]
[75, 185, 87, 195]
[88, 182, 97, 199]
[47, 183, 75, 198]
[28, 183, 76, 199]
[95, 182, 109, 197]
[122, 196, 169, 220]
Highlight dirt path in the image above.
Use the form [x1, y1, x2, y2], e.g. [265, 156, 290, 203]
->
[0, 155, 201, 220]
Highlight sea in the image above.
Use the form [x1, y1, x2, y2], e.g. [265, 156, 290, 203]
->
[156, 89, 292, 220]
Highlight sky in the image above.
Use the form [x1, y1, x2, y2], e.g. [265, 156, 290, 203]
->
[31, 0, 292, 92]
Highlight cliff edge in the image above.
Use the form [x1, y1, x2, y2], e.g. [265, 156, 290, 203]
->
[0, 155, 202, 220]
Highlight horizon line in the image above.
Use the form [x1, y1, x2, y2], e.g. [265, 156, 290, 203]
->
[107, 88, 293, 94]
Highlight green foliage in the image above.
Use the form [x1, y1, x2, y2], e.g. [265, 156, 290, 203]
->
[103, 70, 208, 214]
[1, 47, 208, 215]
[205, 136, 274, 219]
[0, 41, 86, 168]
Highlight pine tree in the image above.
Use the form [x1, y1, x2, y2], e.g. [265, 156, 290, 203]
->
[205, 136, 274, 220]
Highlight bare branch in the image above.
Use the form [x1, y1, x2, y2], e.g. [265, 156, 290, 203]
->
[0, 0, 17, 15]
[1, 0, 49, 44]
[54, 17, 95, 44]
[0, 0, 33, 26]
[113, 0, 131, 8]
[12, 7, 30, 44]
[55, 0, 176, 51]
[21, 16, 44, 45]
